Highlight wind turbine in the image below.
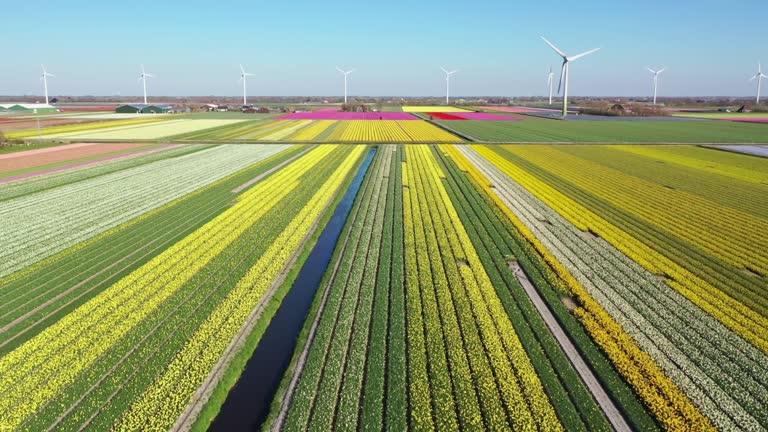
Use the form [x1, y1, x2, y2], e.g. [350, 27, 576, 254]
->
[441, 67, 458, 104]
[40, 65, 55, 105]
[336, 67, 355, 104]
[546, 67, 554, 105]
[647, 67, 665, 105]
[138, 65, 153, 105]
[239, 65, 254, 106]
[541, 36, 600, 117]
[750, 62, 767, 104]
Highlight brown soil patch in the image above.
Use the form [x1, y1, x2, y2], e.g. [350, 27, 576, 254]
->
[0, 143, 150, 174]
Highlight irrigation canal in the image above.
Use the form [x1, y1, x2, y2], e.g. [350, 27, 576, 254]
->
[209, 147, 377, 431]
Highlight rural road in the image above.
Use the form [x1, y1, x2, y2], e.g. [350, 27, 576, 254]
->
[509, 261, 632, 432]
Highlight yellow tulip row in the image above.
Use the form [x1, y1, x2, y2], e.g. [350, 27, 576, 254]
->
[505, 145, 768, 276]
[482, 145, 768, 352]
[259, 120, 314, 141]
[0, 145, 339, 430]
[458, 145, 715, 431]
[288, 120, 337, 140]
[113, 146, 365, 431]
[340, 120, 412, 142]
[402, 145, 561, 431]
[614, 145, 768, 185]
[397, 121, 462, 142]
[6, 117, 169, 139]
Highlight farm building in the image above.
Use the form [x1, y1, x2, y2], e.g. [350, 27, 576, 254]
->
[115, 104, 174, 114]
[0, 103, 59, 113]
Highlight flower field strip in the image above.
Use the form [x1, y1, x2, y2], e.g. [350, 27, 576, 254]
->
[0, 146, 303, 355]
[427, 112, 467, 120]
[403, 146, 562, 430]
[0, 144, 207, 202]
[0, 143, 179, 186]
[487, 145, 768, 350]
[455, 113, 523, 121]
[435, 145, 613, 431]
[326, 121, 351, 141]
[435, 118, 768, 143]
[457, 147, 711, 430]
[235, 120, 304, 140]
[564, 145, 768, 223]
[285, 120, 337, 141]
[275, 112, 419, 120]
[463, 147, 768, 430]
[458, 146, 713, 431]
[339, 120, 411, 142]
[282, 146, 394, 432]
[401, 106, 472, 112]
[44, 119, 248, 140]
[5, 117, 169, 139]
[504, 146, 768, 276]
[17, 146, 343, 432]
[113, 146, 365, 431]
[0, 145, 344, 431]
[258, 120, 314, 141]
[0, 143, 150, 176]
[0, 145, 292, 278]
[397, 121, 463, 142]
[166, 118, 277, 140]
[613, 145, 768, 185]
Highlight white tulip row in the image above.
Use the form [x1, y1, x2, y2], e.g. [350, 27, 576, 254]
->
[0, 144, 292, 278]
[458, 146, 768, 432]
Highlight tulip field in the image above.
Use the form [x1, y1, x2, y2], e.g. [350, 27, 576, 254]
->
[0, 138, 766, 432]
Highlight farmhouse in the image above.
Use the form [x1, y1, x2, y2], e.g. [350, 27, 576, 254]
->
[115, 103, 174, 114]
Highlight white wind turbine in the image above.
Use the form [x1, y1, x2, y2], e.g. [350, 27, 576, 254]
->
[750, 62, 767, 104]
[336, 67, 355, 104]
[138, 65, 154, 105]
[441, 67, 458, 104]
[547, 67, 555, 105]
[240, 65, 254, 106]
[40, 65, 55, 105]
[647, 67, 666, 105]
[541, 36, 600, 117]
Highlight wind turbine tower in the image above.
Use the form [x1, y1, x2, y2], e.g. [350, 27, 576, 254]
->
[647, 67, 666, 105]
[541, 36, 600, 117]
[751, 63, 767, 104]
[240, 65, 254, 106]
[441, 67, 457, 104]
[336, 67, 355, 104]
[547, 67, 554, 105]
[41, 65, 55, 105]
[139, 65, 154, 105]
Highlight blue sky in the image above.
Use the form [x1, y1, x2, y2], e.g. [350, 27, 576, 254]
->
[2, 0, 766, 97]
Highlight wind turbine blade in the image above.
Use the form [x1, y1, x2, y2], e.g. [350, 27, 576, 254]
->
[47, 73, 56, 78]
[558, 62, 565, 94]
[569, 47, 600, 61]
[349, 68, 355, 74]
[750, 75, 757, 82]
[647, 67, 656, 74]
[658, 68, 666, 74]
[541, 36, 567, 58]
[240, 64, 245, 74]
[441, 67, 448, 74]
[336, 67, 344, 74]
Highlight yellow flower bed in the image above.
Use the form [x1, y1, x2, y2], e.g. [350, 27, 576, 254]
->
[288, 120, 336, 141]
[6, 117, 170, 139]
[448, 144, 714, 431]
[403, 145, 561, 430]
[113, 146, 365, 431]
[0, 145, 339, 430]
[397, 120, 461, 142]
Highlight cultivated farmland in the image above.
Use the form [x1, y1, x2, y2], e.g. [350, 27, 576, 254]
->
[0, 136, 766, 432]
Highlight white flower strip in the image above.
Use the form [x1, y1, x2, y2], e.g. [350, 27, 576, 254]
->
[0, 144, 291, 278]
[459, 146, 768, 432]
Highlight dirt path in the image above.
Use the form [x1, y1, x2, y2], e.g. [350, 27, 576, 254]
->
[508, 261, 632, 432]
